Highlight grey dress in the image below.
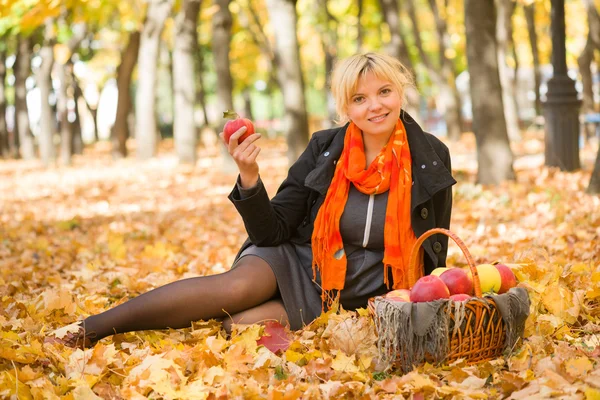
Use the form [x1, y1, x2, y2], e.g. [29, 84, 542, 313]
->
[236, 184, 391, 330]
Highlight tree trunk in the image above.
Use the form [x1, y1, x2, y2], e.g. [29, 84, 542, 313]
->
[0, 46, 8, 158]
[71, 68, 84, 155]
[36, 21, 57, 167]
[496, 0, 520, 141]
[242, 89, 254, 120]
[57, 23, 87, 165]
[212, 0, 237, 170]
[524, 2, 542, 116]
[408, 0, 461, 140]
[194, 45, 210, 129]
[377, 0, 421, 122]
[579, 0, 600, 141]
[427, 0, 464, 140]
[316, 0, 337, 127]
[14, 35, 35, 160]
[57, 62, 73, 165]
[465, 0, 515, 184]
[112, 31, 141, 158]
[265, 0, 309, 163]
[588, 145, 600, 193]
[357, 0, 363, 52]
[135, 0, 173, 160]
[173, 0, 201, 164]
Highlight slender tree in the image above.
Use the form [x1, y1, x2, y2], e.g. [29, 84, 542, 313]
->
[357, 0, 363, 52]
[407, 0, 463, 140]
[57, 22, 87, 166]
[314, 0, 338, 127]
[212, 0, 236, 170]
[112, 31, 141, 158]
[36, 20, 57, 167]
[524, 1, 542, 116]
[136, 0, 173, 160]
[496, 0, 520, 141]
[0, 43, 8, 158]
[578, 0, 600, 141]
[173, 0, 201, 164]
[14, 34, 35, 160]
[465, 0, 515, 184]
[377, 0, 420, 121]
[265, 0, 309, 163]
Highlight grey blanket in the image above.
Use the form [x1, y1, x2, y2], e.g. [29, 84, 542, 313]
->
[373, 287, 530, 372]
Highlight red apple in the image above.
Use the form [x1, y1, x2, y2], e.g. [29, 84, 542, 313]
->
[439, 268, 474, 295]
[223, 110, 255, 144]
[449, 293, 472, 302]
[494, 263, 517, 294]
[410, 275, 451, 303]
[385, 289, 411, 302]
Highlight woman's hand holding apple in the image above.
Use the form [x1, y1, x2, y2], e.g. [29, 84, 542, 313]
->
[220, 126, 262, 189]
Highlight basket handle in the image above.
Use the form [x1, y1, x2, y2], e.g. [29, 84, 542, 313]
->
[408, 228, 482, 297]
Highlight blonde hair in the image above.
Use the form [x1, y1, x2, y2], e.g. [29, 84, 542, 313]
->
[330, 52, 415, 123]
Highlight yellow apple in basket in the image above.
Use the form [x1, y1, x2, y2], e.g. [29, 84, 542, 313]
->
[475, 264, 502, 293]
[385, 289, 411, 302]
[430, 267, 449, 277]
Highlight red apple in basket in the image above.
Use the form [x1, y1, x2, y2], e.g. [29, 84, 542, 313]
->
[410, 275, 451, 303]
[494, 263, 517, 294]
[222, 110, 255, 144]
[385, 289, 411, 302]
[439, 268, 474, 295]
[449, 293, 472, 302]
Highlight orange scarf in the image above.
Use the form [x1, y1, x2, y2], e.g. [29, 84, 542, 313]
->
[311, 118, 417, 308]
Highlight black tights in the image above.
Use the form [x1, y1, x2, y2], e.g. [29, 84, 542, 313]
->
[81, 256, 288, 341]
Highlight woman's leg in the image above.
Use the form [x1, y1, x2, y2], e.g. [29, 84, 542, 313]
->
[73, 256, 278, 344]
[221, 298, 289, 334]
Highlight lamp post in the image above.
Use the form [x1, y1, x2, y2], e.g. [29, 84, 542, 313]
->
[543, 0, 581, 171]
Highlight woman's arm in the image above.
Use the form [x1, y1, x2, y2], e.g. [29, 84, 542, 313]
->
[228, 134, 321, 246]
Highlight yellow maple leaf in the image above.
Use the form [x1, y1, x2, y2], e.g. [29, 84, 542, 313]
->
[585, 387, 600, 400]
[330, 351, 359, 374]
[41, 289, 77, 314]
[563, 356, 594, 379]
[230, 324, 261, 354]
[108, 234, 126, 260]
[0, 371, 33, 400]
[283, 349, 304, 364]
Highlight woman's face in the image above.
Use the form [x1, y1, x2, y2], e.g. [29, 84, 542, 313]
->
[346, 71, 402, 142]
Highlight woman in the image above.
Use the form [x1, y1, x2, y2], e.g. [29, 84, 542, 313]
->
[52, 52, 456, 348]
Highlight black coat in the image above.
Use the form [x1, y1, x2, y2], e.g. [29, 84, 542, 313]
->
[229, 111, 457, 276]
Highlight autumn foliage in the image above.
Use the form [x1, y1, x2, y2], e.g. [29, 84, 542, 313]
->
[0, 135, 599, 398]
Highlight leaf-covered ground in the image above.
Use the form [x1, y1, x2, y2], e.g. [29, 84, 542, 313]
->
[1, 132, 599, 399]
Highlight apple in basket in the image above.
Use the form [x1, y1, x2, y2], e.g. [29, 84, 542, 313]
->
[475, 264, 502, 293]
[430, 267, 449, 277]
[385, 289, 411, 302]
[449, 293, 472, 302]
[410, 275, 451, 303]
[494, 263, 517, 294]
[439, 268, 474, 295]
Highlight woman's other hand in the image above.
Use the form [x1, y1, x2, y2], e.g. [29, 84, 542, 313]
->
[220, 127, 262, 188]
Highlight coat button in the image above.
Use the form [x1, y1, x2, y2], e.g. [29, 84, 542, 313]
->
[433, 241, 442, 253]
[420, 208, 428, 219]
[324, 152, 330, 157]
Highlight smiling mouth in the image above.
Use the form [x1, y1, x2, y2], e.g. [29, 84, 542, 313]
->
[368, 113, 389, 122]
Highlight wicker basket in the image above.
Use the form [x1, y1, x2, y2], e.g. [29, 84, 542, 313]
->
[369, 228, 511, 367]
